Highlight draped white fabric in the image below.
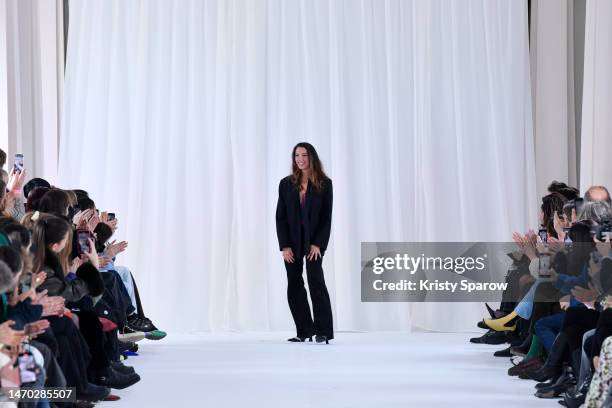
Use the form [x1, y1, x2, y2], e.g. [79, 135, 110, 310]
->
[59, 0, 535, 332]
[0, 0, 63, 182]
[580, 0, 612, 193]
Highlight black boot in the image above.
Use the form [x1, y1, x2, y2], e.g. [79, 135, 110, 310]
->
[534, 366, 575, 398]
[90, 366, 141, 390]
[110, 360, 136, 375]
[494, 346, 513, 357]
[76, 382, 110, 402]
[511, 333, 533, 356]
[563, 371, 592, 408]
[523, 333, 568, 382]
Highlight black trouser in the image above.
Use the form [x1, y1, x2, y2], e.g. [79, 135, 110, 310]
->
[284, 253, 334, 340]
[75, 310, 110, 371]
[591, 308, 612, 358]
[45, 316, 91, 391]
[528, 282, 562, 334]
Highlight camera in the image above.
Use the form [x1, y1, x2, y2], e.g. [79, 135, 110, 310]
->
[592, 219, 612, 241]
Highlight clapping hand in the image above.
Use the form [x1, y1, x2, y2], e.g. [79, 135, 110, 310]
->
[0, 321, 26, 347]
[105, 240, 128, 258]
[24, 320, 50, 338]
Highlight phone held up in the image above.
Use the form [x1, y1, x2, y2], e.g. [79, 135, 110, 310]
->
[76, 229, 93, 255]
[13, 154, 23, 173]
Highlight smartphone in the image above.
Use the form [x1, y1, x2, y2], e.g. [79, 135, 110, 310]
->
[538, 228, 548, 243]
[539, 253, 551, 277]
[13, 154, 23, 173]
[108, 213, 115, 221]
[76, 230, 92, 255]
[17, 353, 37, 384]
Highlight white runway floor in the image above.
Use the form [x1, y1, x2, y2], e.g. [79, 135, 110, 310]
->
[100, 332, 557, 408]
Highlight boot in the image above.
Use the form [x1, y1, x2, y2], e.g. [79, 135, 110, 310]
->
[523, 333, 568, 382]
[511, 333, 533, 356]
[534, 366, 575, 398]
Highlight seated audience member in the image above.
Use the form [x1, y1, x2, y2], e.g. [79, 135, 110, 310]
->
[472, 182, 612, 406]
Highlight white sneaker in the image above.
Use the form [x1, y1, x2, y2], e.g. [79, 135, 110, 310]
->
[118, 328, 146, 343]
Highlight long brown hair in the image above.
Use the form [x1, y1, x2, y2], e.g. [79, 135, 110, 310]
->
[31, 214, 71, 275]
[290, 142, 328, 192]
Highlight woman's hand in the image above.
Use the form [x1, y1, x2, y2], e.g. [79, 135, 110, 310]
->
[100, 212, 119, 232]
[553, 212, 566, 241]
[87, 211, 100, 232]
[75, 209, 93, 230]
[307, 245, 321, 261]
[70, 256, 84, 273]
[6, 167, 26, 195]
[282, 247, 295, 263]
[513, 230, 538, 259]
[105, 240, 128, 258]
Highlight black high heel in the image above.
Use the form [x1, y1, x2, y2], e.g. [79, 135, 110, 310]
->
[287, 336, 312, 342]
[315, 335, 329, 344]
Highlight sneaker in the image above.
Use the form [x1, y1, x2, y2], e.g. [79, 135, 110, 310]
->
[119, 325, 146, 342]
[145, 329, 167, 341]
[127, 315, 158, 333]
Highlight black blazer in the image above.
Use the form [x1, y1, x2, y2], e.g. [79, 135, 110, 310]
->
[276, 176, 333, 255]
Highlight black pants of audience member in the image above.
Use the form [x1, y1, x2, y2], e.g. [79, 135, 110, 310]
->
[97, 271, 134, 329]
[560, 306, 600, 371]
[499, 257, 532, 314]
[75, 310, 111, 372]
[44, 316, 91, 391]
[284, 249, 334, 340]
[132, 273, 145, 318]
[591, 308, 612, 359]
[528, 282, 562, 334]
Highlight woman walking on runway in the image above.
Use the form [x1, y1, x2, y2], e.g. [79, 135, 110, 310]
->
[276, 142, 334, 344]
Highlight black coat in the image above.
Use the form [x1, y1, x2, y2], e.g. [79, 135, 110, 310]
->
[276, 176, 333, 255]
[37, 251, 104, 303]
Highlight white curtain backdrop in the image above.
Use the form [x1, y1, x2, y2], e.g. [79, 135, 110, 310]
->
[580, 0, 612, 193]
[59, 0, 535, 333]
[0, 0, 63, 182]
[529, 0, 580, 196]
